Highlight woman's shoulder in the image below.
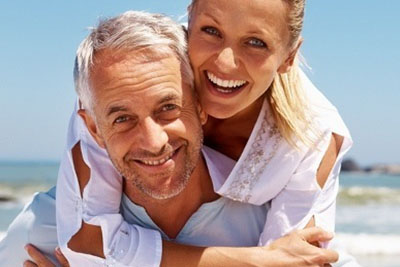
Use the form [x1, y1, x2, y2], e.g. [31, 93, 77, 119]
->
[299, 69, 351, 140]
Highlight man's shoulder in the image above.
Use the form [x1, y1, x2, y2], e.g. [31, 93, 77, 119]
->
[0, 187, 58, 266]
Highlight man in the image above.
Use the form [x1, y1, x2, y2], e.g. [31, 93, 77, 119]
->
[0, 11, 340, 267]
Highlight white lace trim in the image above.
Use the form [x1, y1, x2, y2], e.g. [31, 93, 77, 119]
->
[223, 100, 282, 202]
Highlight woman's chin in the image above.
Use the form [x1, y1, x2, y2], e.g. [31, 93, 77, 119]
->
[202, 102, 239, 119]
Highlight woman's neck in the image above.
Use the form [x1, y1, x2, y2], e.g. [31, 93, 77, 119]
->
[204, 97, 264, 161]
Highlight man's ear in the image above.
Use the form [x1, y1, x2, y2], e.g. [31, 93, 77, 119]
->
[278, 38, 303, 74]
[78, 109, 106, 149]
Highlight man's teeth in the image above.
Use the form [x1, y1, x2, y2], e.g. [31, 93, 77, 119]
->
[207, 72, 246, 89]
[140, 151, 174, 166]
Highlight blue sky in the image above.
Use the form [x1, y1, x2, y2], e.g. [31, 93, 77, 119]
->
[1, 0, 399, 166]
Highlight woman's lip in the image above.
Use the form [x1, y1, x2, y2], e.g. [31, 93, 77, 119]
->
[205, 70, 247, 82]
[203, 71, 248, 98]
[133, 146, 182, 172]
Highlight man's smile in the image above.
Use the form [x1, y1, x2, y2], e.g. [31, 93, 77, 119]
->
[130, 146, 183, 173]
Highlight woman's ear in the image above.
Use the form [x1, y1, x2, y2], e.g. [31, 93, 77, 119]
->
[196, 102, 208, 125]
[278, 38, 303, 73]
[78, 109, 106, 148]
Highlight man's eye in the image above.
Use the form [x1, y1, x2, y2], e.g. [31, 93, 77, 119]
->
[247, 38, 267, 48]
[161, 104, 178, 112]
[159, 104, 181, 121]
[114, 116, 130, 124]
[201, 26, 221, 37]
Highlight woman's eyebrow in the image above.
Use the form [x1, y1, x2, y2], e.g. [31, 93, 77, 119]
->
[201, 12, 220, 25]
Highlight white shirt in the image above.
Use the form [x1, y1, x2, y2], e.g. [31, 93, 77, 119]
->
[217, 71, 352, 245]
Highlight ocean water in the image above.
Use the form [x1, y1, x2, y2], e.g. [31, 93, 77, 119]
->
[1, 163, 400, 266]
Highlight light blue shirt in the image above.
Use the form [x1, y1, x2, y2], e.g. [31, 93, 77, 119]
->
[121, 194, 268, 247]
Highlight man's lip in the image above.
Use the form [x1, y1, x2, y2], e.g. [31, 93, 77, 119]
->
[132, 146, 182, 171]
[203, 70, 248, 98]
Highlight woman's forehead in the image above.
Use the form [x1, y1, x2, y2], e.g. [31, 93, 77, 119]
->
[192, 0, 290, 44]
[192, 0, 289, 19]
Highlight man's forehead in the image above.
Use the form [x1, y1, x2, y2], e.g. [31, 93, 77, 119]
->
[92, 46, 177, 67]
[90, 48, 182, 89]
[105, 89, 183, 116]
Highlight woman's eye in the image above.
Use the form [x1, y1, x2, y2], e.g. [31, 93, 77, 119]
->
[247, 38, 267, 48]
[201, 26, 221, 37]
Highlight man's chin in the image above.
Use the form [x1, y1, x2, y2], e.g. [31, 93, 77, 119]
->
[137, 181, 188, 200]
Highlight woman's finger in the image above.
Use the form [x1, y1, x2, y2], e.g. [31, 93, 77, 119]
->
[298, 227, 334, 243]
[23, 260, 37, 267]
[54, 247, 70, 267]
[24, 244, 55, 267]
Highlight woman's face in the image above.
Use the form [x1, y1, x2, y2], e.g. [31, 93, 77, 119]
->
[188, 0, 300, 119]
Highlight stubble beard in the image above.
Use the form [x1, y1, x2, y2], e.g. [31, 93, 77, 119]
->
[111, 136, 203, 200]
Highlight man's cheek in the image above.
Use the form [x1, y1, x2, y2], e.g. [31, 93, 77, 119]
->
[164, 119, 187, 136]
[105, 137, 128, 160]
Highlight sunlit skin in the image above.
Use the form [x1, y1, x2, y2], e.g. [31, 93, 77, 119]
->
[188, 0, 301, 160]
[79, 48, 207, 202]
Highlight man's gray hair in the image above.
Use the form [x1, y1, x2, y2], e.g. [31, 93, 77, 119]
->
[74, 10, 193, 112]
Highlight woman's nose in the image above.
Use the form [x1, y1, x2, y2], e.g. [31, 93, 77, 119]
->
[214, 47, 238, 72]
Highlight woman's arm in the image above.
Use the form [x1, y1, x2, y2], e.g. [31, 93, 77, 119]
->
[259, 132, 348, 245]
[25, 227, 338, 267]
[56, 106, 162, 266]
[161, 227, 338, 267]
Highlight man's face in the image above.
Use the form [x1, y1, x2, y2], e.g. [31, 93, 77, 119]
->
[81, 48, 204, 200]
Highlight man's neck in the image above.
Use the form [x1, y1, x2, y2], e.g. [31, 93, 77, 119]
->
[123, 154, 219, 238]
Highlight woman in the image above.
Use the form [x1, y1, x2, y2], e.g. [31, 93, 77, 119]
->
[31, 0, 351, 266]
[186, 0, 351, 244]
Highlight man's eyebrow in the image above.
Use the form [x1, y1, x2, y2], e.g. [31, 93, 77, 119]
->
[107, 106, 128, 116]
[158, 93, 180, 105]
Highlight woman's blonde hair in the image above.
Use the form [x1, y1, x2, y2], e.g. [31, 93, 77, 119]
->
[188, 0, 317, 148]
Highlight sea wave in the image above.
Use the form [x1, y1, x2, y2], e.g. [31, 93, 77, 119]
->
[338, 186, 400, 205]
[335, 233, 400, 255]
[2, 184, 400, 207]
[0, 183, 53, 206]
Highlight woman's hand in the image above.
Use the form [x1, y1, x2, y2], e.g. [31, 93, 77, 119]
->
[23, 244, 69, 267]
[265, 227, 337, 267]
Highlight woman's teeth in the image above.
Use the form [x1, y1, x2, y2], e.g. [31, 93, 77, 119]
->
[207, 71, 247, 93]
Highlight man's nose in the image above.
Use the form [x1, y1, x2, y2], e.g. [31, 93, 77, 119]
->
[215, 47, 238, 72]
[138, 117, 169, 154]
